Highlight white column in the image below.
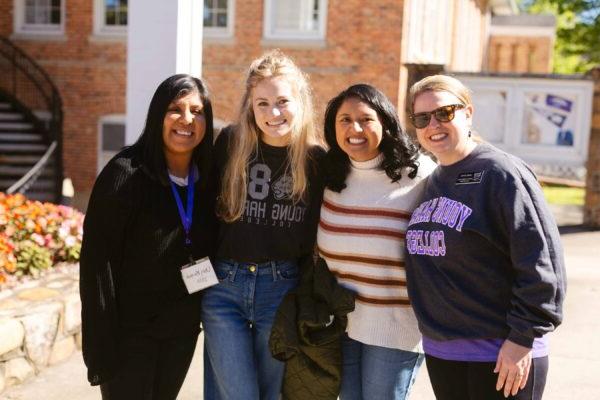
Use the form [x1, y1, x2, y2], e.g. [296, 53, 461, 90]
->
[126, 0, 203, 144]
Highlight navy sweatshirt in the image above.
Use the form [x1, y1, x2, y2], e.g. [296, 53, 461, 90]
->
[405, 143, 566, 348]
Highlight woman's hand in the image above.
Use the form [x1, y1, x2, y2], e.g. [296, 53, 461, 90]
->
[494, 339, 532, 397]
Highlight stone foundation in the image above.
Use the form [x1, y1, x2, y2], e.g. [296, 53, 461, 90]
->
[0, 264, 80, 394]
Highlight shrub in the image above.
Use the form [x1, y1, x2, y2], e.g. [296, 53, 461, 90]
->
[0, 193, 84, 283]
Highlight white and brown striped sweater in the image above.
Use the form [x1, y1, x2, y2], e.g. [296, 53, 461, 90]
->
[317, 153, 435, 351]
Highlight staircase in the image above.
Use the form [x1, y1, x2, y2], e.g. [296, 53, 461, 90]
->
[0, 35, 63, 203]
[0, 98, 56, 202]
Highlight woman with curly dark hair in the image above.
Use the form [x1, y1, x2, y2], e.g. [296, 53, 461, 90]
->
[317, 83, 436, 399]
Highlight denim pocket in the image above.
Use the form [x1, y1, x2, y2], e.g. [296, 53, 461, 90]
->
[214, 261, 235, 281]
[276, 262, 299, 281]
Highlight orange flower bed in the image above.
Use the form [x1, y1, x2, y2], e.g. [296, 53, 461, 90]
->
[0, 192, 84, 284]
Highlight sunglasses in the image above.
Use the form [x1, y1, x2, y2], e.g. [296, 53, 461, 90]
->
[410, 104, 465, 129]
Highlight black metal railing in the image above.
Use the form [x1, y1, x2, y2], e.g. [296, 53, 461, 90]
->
[0, 35, 63, 201]
[7, 141, 57, 195]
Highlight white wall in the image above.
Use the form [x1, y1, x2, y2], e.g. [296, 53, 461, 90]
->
[404, 0, 487, 72]
[126, 0, 204, 144]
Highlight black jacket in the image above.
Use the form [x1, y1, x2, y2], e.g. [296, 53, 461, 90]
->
[79, 146, 216, 385]
[269, 257, 355, 400]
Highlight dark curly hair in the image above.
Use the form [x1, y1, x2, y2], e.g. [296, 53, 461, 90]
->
[323, 83, 419, 192]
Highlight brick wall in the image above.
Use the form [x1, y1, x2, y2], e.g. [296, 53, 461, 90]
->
[584, 67, 600, 228]
[488, 36, 553, 73]
[203, 0, 405, 126]
[4, 0, 405, 202]
[0, 0, 12, 37]
[1, 0, 126, 202]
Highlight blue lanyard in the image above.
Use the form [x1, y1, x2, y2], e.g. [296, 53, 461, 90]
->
[169, 165, 195, 247]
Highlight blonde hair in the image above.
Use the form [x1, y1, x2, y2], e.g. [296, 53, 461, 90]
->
[218, 50, 320, 222]
[407, 74, 472, 116]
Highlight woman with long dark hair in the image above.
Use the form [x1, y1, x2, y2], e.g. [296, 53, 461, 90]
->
[80, 74, 216, 400]
[317, 83, 435, 399]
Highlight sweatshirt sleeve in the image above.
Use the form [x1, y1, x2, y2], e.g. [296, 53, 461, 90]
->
[492, 161, 566, 347]
[79, 159, 133, 385]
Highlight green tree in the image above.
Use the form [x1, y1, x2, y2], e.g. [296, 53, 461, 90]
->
[518, 0, 600, 73]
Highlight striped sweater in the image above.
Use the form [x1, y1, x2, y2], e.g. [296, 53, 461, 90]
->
[317, 153, 435, 351]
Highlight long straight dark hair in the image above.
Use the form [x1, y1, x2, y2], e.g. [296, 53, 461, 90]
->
[132, 74, 214, 187]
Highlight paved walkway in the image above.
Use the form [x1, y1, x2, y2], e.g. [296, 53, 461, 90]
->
[2, 226, 598, 400]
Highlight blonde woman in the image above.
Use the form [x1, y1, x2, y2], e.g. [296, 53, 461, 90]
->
[201, 50, 324, 400]
[404, 75, 565, 400]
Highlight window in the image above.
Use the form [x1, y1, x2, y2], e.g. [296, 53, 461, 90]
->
[94, 0, 128, 37]
[263, 0, 327, 40]
[14, 0, 65, 34]
[204, 0, 234, 38]
[98, 116, 126, 173]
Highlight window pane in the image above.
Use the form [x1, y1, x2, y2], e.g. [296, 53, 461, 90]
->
[274, 0, 301, 31]
[120, 1, 128, 25]
[25, 6, 36, 24]
[102, 123, 125, 151]
[216, 12, 227, 27]
[205, 0, 228, 29]
[272, 0, 320, 33]
[23, 0, 63, 26]
[106, 8, 116, 25]
[204, 10, 214, 27]
[51, 8, 60, 24]
[35, 5, 50, 24]
[117, 6, 127, 25]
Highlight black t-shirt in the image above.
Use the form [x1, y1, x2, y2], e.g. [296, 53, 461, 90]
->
[214, 127, 324, 262]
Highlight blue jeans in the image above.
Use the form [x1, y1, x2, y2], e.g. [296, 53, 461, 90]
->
[340, 335, 424, 400]
[201, 259, 299, 400]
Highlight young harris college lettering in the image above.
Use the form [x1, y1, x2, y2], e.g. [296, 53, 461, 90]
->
[406, 196, 473, 256]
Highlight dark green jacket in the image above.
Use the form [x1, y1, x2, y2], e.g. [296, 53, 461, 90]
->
[269, 257, 355, 400]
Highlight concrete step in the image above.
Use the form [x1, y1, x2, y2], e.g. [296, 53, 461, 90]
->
[0, 133, 44, 142]
[0, 122, 35, 131]
[0, 112, 23, 121]
[0, 154, 55, 165]
[0, 165, 54, 177]
[24, 191, 57, 203]
[0, 103, 11, 111]
[0, 143, 47, 153]
[0, 178, 55, 191]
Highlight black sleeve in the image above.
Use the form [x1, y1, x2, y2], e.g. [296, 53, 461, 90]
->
[214, 124, 234, 173]
[492, 163, 566, 347]
[79, 160, 133, 385]
[302, 145, 326, 255]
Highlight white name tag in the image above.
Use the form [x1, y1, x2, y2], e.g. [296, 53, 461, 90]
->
[180, 257, 218, 294]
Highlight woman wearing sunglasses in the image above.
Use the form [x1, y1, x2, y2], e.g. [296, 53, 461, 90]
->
[404, 75, 566, 400]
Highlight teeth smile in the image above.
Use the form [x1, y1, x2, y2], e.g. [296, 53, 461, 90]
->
[267, 120, 285, 126]
[348, 137, 366, 144]
[175, 130, 192, 136]
[430, 133, 447, 141]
